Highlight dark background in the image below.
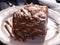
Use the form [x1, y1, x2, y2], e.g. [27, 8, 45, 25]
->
[0, 0, 40, 10]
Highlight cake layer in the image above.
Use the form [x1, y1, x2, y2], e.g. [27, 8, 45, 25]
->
[12, 3, 48, 41]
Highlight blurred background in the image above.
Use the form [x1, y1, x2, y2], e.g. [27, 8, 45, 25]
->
[0, 0, 60, 10]
[0, 0, 40, 11]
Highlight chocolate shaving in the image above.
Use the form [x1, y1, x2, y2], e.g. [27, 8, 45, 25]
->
[4, 25, 13, 37]
[5, 21, 12, 27]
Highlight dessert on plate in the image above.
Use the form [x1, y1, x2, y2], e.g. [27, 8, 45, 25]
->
[4, 3, 48, 41]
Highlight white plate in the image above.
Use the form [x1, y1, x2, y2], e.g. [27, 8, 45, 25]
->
[0, 6, 60, 45]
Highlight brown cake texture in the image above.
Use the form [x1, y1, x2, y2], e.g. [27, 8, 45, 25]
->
[5, 3, 48, 41]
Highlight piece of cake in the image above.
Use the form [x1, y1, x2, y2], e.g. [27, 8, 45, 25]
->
[4, 3, 48, 41]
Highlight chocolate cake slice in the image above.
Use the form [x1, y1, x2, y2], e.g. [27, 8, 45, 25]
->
[5, 3, 48, 41]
